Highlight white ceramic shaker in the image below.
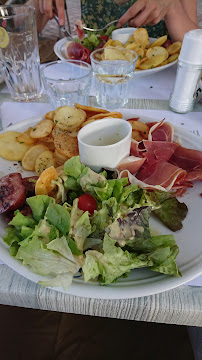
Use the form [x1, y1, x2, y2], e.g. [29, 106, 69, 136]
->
[169, 29, 202, 113]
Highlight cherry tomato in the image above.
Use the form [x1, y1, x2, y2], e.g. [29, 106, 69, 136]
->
[78, 194, 97, 214]
[100, 35, 109, 42]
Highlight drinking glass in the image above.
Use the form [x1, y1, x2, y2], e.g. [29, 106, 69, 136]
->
[0, 5, 42, 101]
[90, 47, 137, 109]
[41, 60, 92, 108]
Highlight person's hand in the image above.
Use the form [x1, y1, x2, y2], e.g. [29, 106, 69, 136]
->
[39, 0, 65, 26]
[117, 0, 178, 28]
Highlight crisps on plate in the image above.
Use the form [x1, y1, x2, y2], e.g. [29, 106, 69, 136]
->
[54, 133, 79, 158]
[35, 150, 55, 175]
[35, 166, 58, 196]
[54, 106, 86, 131]
[0, 131, 32, 161]
[22, 144, 49, 171]
[30, 119, 53, 139]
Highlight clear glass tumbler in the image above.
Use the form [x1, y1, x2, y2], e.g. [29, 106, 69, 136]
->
[0, 5, 42, 101]
[90, 47, 137, 109]
[41, 60, 92, 108]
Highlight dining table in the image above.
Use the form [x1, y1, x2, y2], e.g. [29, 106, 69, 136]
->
[0, 60, 201, 328]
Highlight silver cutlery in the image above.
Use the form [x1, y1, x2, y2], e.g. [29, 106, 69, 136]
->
[82, 19, 118, 32]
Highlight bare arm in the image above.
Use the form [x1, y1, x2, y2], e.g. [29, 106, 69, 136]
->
[164, 0, 198, 41]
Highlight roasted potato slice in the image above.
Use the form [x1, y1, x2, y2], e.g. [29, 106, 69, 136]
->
[17, 132, 36, 145]
[30, 119, 53, 139]
[133, 28, 150, 48]
[53, 106, 86, 131]
[132, 130, 144, 142]
[22, 144, 49, 171]
[35, 166, 58, 196]
[74, 103, 109, 119]
[139, 54, 168, 70]
[44, 111, 55, 120]
[36, 140, 55, 152]
[52, 126, 69, 138]
[54, 149, 69, 167]
[35, 150, 55, 175]
[150, 35, 167, 48]
[0, 131, 32, 161]
[167, 53, 179, 63]
[146, 46, 168, 59]
[87, 111, 122, 121]
[167, 42, 182, 55]
[127, 120, 149, 139]
[54, 133, 79, 158]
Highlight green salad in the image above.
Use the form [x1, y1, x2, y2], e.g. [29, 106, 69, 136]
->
[74, 24, 117, 51]
[3, 156, 188, 289]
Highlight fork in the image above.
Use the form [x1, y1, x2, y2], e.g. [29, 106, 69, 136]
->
[82, 19, 118, 32]
[54, 15, 74, 40]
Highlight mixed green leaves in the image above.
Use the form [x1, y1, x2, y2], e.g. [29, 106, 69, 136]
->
[3, 156, 187, 289]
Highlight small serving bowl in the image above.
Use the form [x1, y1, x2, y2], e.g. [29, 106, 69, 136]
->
[112, 27, 137, 44]
[78, 117, 132, 172]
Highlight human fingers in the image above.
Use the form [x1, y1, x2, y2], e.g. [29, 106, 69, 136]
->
[40, 0, 54, 19]
[54, 0, 65, 26]
[117, 0, 145, 27]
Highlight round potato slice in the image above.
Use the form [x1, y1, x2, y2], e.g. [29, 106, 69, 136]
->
[87, 111, 122, 121]
[17, 132, 36, 145]
[146, 46, 168, 59]
[35, 150, 55, 175]
[44, 111, 55, 120]
[74, 103, 109, 118]
[150, 35, 167, 48]
[22, 144, 49, 171]
[139, 54, 168, 70]
[54, 149, 69, 167]
[167, 42, 182, 55]
[0, 131, 32, 161]
[35, 166, 58, 196]
[53, 106, 86, 131]
[133, 28, 150, 48]
[54, 133, 79, 158]
[167, 53, 179, 63]
[30, 119, 53, 139]
[52, 126, 69, 138]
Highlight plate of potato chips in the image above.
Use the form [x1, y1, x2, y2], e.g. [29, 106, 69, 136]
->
[54, 28, 181, 78]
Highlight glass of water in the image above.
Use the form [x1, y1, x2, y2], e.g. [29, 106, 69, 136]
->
[0, 5, 42, 101]
[41, 60, 92, 108]
[90, 47, 137, 109]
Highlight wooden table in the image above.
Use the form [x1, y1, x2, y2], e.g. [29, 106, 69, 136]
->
[0, 91, 202, 327]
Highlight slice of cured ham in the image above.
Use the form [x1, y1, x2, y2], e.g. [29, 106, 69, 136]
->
[67, 42, 91, 64]
[117, 156, 146, 173]
[136, 160, 187, 190]
[169, 145, 202, 171]
[73, 20, 85, 41]
[148, 120, 174, 142]
[143, 140, 178, 163]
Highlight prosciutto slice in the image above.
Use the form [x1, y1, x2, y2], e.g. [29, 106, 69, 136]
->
[117, 156, 146, 173]
[136, 160, 187, 190]
[73, 20, 85, 41]
[169, 145, 202, 171]
[67, 42, 91, 64]
[143, 140, 178, 163]
[148, 120, 174, 142]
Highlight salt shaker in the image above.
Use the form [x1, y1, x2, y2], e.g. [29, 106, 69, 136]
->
[169, 29, 202, 113]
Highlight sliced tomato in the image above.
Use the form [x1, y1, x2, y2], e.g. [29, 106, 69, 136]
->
[100, 35, 109, 42]
[78, 194, 97, 214]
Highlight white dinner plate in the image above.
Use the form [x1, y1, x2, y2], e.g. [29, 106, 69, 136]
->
[0, 111, 202, 299]
[54, 37, 178, 79]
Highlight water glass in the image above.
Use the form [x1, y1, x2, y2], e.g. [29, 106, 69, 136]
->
[41, 60, 92, 108]
[90, 47, 137, 109]
[0, 5, 42, 101]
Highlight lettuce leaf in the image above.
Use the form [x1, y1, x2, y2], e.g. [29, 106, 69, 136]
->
[26, 195, 54, 222]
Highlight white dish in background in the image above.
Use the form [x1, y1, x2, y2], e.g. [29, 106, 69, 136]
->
[0, 112, 202, 298]
[112, 27, 137, 44]
[54, 37, 178, 79]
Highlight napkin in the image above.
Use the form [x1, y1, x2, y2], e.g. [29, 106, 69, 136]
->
[0, 102, 52, 129]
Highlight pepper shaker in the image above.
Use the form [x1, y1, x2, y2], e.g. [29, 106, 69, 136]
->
[169, 29, 202, 113]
